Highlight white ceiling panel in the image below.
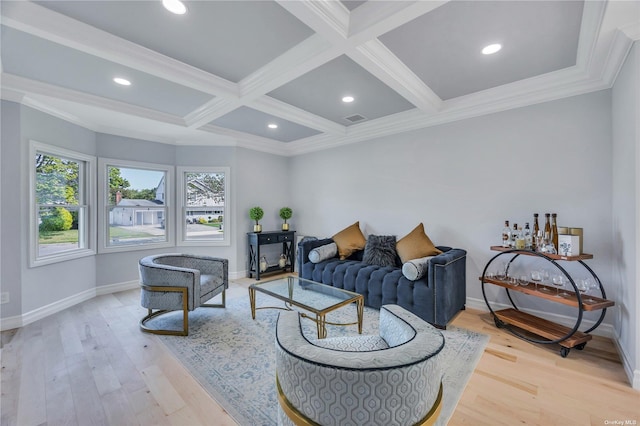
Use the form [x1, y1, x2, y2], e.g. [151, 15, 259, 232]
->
[211, 106, 321, 143]
[35, 0, 315, 83]
[268, 55, 416, 125]
[1, 25, 213, 116]
[1, 0, 637, 155]
[379, 1, 584, 100]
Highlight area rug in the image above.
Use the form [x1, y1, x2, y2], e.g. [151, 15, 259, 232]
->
[153, 294, 488, 426]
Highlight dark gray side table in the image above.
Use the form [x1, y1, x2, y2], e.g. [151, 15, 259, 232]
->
[247, 230, 296, 280]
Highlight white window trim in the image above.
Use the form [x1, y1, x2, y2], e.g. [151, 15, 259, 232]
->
[29, 141, 96, 267]
[98, 158, 174, 253]
[177, 166, 230, 247]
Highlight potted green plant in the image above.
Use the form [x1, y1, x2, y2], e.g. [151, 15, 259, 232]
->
[279, 207, 293, 231]
[249, 206, 264, 233]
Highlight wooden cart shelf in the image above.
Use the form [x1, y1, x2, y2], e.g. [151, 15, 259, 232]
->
[481, 246, 614, 357]
[494, 308, 592, 349]
[479, 277, 615, 311]
[489, 245, 593, 261]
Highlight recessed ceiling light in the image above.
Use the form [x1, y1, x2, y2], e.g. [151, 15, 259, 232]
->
[268, 123, 278, 129]
[482, 44, 502, 55]
[113, 77, 131, 86]
[162, 0, 187, 15]
[342, 96, 355, 103]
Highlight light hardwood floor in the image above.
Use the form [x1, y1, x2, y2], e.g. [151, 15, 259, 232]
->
[1, 277, 638, 426]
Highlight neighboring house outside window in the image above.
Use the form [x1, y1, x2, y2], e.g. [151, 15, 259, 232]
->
[98, 158, 173, 252]
[177, 167, 230, 246]
[29, 141, 96, 267]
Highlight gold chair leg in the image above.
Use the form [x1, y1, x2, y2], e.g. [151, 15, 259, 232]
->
[140, 285, 189, 336]
[202, 289, 226, 308]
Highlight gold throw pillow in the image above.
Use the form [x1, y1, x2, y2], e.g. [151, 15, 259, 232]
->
[332, 221, 366, 260]
[396, 223, 442, 264]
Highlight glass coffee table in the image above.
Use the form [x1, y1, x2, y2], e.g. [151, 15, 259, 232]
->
[249, 275, 364, 339]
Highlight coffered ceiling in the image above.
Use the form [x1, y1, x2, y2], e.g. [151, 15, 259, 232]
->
[1, 1, 639, 156]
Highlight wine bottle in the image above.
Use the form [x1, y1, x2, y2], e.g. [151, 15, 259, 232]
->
[544, 213, 551, 241]
[524, 222, 532, 249]
[515, 226, 526, 249]
[502, 220, 511, 248]
[551, 213, 559, 250]
[532, 214, 540, 250]
[511, 223, 518, 248]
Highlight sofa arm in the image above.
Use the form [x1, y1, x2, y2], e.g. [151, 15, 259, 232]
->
[428, 248, 467, 328]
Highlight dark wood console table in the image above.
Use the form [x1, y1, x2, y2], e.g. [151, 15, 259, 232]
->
[247, 230, 295, 280]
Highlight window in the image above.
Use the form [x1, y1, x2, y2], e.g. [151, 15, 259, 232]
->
[177, 167, 230, 246]
[98, 158, 173, 252]
[30, 141, 95, 267]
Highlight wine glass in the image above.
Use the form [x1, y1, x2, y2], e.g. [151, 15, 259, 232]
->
[530, 270, 542, 290]
[576, 279, 589, 304]
[551, 274, 565, 297]
[518, 274, 529, 287]
[541, 269, 551, 293]
[583, 277, 598, 303]
[498, 261, 511, 281]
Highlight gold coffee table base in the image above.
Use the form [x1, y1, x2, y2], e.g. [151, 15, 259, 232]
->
[249, 276, 364, 339]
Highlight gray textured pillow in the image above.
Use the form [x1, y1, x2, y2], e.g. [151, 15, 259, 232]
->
[308, 242, 338, 263]
[363, 235, 397, 267]
[402, 256, 434, 281]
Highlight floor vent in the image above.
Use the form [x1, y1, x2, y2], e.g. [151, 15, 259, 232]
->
[344, 114, 367, 123]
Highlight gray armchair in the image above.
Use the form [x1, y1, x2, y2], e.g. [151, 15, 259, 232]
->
[138, 253, 228, 336]
[275, 304, 445, 426]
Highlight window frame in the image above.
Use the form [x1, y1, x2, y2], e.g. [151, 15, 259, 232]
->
[29, 141, 96, 267]
[177, 166, 230, 246]
[98, 158, 174, 253]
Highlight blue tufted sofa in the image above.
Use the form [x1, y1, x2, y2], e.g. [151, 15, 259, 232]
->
[298, 238, 467, 328]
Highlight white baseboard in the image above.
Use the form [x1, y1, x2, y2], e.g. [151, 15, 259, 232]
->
[1, 287, 97, 332]
[96, 280, 139, 296]
[0, 280, 139, 332]
[611, 330, 640, 390]
[230, 270, 244, 280]
[0, 273, 249, 332]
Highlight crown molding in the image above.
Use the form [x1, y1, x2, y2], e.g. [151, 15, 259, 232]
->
[185, 97, 242, 129]
[2, 0, 635, 158]
[1, 73, 185, 126]
[598, 29, 636, 86]
[576, 0, 608, 69]
[199, 123, 290, 156]
[91, 123, 179, 146]
[0, 87, 25, 104]
[620, 21, 640, 41]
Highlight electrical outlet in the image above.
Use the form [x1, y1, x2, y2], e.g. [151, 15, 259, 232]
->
[1, 292, 9, 304]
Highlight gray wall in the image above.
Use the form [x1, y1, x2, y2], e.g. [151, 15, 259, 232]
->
[612, 41, 639, 388]
[9, 104, 98, 314]
[234, 147, 292, 271]
[291, 90, 613, 310]
[0, 107, 289, 321]
[1, 101, 23, 318]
